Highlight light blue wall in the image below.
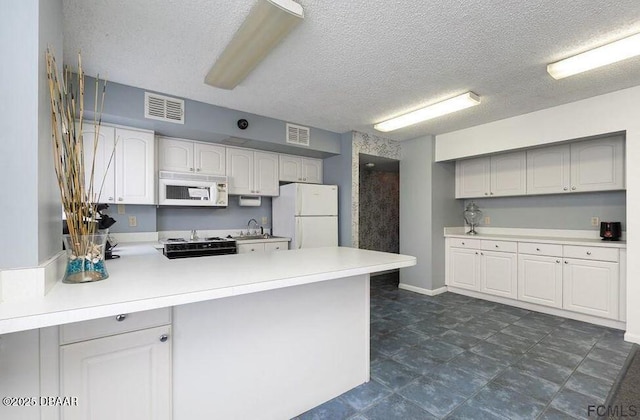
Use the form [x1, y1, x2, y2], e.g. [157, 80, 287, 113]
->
[324, 133, 353, 246]
[82, 77, 341, 158]
[465, 191, 626, 231]
[0, 0, 62, 269]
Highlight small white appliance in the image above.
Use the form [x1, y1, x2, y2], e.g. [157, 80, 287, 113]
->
[158, 171, 228, 207]
[272, 183, 338, 249]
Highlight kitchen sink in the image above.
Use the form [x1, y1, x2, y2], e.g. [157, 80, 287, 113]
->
[233, 234, 280, 240]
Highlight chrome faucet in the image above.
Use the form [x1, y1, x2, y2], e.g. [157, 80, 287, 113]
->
[190, 229, 199, 241]
[247, 219, 259, 235]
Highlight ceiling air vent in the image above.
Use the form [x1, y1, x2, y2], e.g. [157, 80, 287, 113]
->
[286, 123, 310, 146]
[145, 92, 185, 124]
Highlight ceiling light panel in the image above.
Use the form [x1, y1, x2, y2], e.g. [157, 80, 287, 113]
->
[547, 32, 640, 80]
[205, 0, 304, 90]
[374, 92, 481, 132]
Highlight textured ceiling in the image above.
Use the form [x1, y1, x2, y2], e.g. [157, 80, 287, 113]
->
[62, 0, 640, 141]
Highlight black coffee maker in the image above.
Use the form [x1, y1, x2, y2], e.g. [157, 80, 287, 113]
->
[600, 222, 622, 241]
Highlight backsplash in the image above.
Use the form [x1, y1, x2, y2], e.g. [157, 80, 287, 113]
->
[359, 169, 399, 253]
[102, 198, 272, 233]
[465, 191, 626, 230]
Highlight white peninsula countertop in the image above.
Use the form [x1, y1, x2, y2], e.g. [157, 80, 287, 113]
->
[0, 244, 416, 334]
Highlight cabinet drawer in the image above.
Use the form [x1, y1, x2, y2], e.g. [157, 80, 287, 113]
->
[264, 241, 288, 252]
[481, 240, 517, 253]
[563, 245, 619, 262]
[449, 238, 481, 249]
[60, 307, 172, 345]
[518, 242, 563, 257]
[237, 243, 265, 253]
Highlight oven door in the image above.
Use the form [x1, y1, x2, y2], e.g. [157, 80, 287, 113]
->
[159, 179, 220, 206]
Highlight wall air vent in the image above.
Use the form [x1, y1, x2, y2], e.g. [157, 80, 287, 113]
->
[145, 92, 185, 124]
[286, 123, 310, 146]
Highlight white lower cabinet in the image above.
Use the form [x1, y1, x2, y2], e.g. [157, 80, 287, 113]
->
[563, 258, 619, 319]
[447, 236, 625, 324]
[237, 240, 289, 254]
[447, 247, 481, 291]
[518, 254, 563, 308]
[480, 250, 517, 299]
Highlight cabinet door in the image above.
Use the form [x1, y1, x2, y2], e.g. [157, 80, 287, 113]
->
[517, 254, 562, 308]
[158, 137, 194, 173]
[480, 250, 517, 298]
[490, 151, 526, 196]
[115, 128, 155, 204]
[226, 148, 254, 195]
[455, 157, 490, 198]
[302, 158, 323, 184]
[264, 241, 288, 252]
[526, 145, 571, 195]
[279, 155, 302, 182]
[563, 259, 619, 319]
[570, 137, 625, 192]
[237, 243, 265, 253]
[254, 152, 279, 196]
[81, 124, 116, 203]
[60, 325, 172, 420]
[447, 247, 481, 291]
[195, 143, 226, 175]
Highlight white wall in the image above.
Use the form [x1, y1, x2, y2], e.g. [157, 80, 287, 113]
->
[435, 85, 640, 344]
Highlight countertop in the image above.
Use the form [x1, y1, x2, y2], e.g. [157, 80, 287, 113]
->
[0, 244, 415, 334]
[444, 230, 626, 248]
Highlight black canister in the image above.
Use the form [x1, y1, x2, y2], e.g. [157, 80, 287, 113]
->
[600, 222, 622, 241]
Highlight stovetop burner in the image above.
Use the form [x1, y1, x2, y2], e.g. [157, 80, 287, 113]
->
[166, 238, 187, 242]
[161, 236, 237, 259]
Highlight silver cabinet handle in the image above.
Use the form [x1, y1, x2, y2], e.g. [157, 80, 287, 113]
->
[536, 248, 540, 251]
[303, 178, 307, 181]
[159, 334, 169, 343]
[475, 252, 478, 255]
[495, 245, 499, 248]
[190, 168, 194, 172]
[480, 252, 484, 256]
[564, 260, 569, 264]
[484, 192, 488, 195]
[196, 168, 201, 172]
[556, 260, 560, 263]
[275, 246, 280, 250]
[118, 197, 123, 201]
[563, 187, 568, 191]
[115, 314, 127, 322]
[490, 192, 494, 195]
[571, 186, 576, 190]
[586, 251, 592, 255]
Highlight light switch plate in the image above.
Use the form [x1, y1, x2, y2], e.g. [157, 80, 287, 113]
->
[261, 216, 268, 225]
[484, 216, 491, 225]
[128, 216, 137, 227]
[591, 217, 600, 226]
[117, 204, 125, 214]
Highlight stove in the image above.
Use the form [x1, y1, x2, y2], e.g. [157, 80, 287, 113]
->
[162, 237, 237, 259]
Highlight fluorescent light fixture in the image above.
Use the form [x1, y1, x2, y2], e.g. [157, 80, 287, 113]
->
[374, 92, 481, 132]
[547, 32, 640, 80]
[205, 0, 303, 90]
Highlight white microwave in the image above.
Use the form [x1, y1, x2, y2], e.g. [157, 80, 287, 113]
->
[158, 171, 228, 207]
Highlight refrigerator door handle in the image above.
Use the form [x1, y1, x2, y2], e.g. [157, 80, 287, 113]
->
[296, 185, 302, 216]
[295, 218, 303, 249]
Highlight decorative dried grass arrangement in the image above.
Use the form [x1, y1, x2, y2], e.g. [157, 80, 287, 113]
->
[46, 48, 111, 282]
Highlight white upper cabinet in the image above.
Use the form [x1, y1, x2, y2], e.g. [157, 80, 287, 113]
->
[570, 137, 624, 192]
[457, 136, 624, 198]
[227, 148, 279, 196]
[455, 157, 490, 198]
[158, 137, 226, 175]
[82, 124, 155, 204]
[490, 151, 526, 196]
[115, 128, 155, 204]
[279, 154, 323, 184]
[526, 144, 571, 195]
[456, 151, 525, 198]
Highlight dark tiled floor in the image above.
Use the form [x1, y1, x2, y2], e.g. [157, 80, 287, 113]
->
[296, 273, 634, 420]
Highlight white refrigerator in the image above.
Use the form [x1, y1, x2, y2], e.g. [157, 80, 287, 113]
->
[272, 183, 338, 249]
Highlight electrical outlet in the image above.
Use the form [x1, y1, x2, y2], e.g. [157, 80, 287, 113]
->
[261, 216, 268, 225]
[484, 216, 491, 225]
[128, 216, 137, 227]
[591, 216, 600, 226]
[117, 204, 125, 215]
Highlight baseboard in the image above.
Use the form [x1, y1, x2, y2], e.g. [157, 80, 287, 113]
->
[624, 332, 640, 345]
[398, 283, 447, 296]
[448, 286, 626, 330]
